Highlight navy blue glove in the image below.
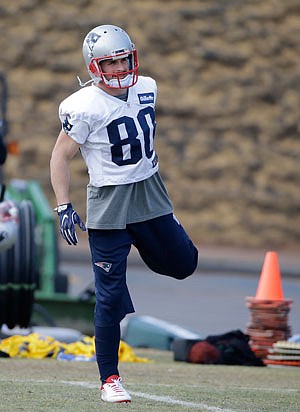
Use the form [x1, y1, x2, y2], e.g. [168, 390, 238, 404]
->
[55, 203, 86, 245]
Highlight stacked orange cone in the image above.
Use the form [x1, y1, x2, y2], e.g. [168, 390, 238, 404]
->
[246, 251, 293, 360]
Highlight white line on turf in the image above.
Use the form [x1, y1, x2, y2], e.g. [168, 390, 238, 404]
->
[129, 390, 237, 412]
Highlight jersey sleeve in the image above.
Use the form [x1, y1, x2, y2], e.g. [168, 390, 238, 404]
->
[59, 102, 90, 145]
[153, 79, 158, 105]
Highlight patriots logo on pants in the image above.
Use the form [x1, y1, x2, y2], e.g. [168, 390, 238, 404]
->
[94, 261, 112, 273]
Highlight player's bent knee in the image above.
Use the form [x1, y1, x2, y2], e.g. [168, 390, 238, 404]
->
[169, 253, 198, 280]
[172, 267, 196, 280]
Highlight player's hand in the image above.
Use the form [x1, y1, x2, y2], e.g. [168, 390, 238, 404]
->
[55, 203, 86, 245]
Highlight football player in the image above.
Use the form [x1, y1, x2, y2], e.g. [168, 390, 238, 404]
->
[50, 24, 198, 403]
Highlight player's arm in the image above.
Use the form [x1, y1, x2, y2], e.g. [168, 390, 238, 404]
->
[50, 130, 80, 205]
[50, 130, 86, 245]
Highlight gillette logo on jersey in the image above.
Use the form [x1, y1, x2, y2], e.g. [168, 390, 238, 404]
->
[138, 93, 154, 104]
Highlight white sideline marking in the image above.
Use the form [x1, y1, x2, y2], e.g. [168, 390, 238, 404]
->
[130, 390, 237, 412]
[61, 380, 238, 412]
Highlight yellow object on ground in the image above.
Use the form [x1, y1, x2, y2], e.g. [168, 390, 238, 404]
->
[119, 340, 150, 363]
[0, 333, 150, 363]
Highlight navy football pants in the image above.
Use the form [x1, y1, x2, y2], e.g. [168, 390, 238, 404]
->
[88, 213, 198, 382]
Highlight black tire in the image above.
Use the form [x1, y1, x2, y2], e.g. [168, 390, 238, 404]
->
[0, 226, 13, 326]
[0, 200, 36, 328]
[5, 245, 19, 328]
[16, 200, 36, 327]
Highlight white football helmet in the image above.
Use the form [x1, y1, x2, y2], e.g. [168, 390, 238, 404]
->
[82, 24, 138, 89]
[0, 200, 19, 252]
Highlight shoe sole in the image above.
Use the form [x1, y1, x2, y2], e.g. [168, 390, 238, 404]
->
[101, 398, 131, 403]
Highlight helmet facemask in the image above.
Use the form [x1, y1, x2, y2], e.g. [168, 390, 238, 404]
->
[89, 50, 138, 89]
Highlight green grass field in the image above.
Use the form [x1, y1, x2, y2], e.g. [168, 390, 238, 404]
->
[0, 349, 299, 412]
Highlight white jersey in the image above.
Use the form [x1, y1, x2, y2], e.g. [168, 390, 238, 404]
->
[59, 76, 159, 187]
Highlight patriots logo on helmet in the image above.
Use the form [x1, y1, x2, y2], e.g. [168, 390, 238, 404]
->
[86, 32, 100, 55]
[94, 261, 112, 273]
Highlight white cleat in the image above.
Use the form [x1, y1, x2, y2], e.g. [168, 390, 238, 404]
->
[101, 375, 132, 403]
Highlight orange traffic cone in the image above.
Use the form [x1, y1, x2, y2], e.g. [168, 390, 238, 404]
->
[246, 251, 293, 360]
[255, 251, 284, 300]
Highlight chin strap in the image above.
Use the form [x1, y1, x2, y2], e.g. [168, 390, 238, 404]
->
[76, 73, 133, 89]
[107, 74, 132, 89]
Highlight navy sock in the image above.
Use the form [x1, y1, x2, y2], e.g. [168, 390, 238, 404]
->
[95, 324, 121, 383]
